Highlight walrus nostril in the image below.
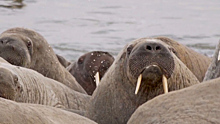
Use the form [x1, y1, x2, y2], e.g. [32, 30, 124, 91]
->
[146, 45, 152, 50]
[156, 46, 161, 51]
[146, 43, 163, 52]
[0, 39, 9, 44]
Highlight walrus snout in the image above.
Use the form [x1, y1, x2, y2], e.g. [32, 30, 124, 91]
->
[135, 65, 169, 94]
[141, 65, 163, 83]
[127, 39, 174, 95]
[128, 40, 174, 79]
[0, 36, 31, 67]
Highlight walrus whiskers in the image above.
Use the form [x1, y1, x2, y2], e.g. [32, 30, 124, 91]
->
[162, 75, 168, 94]
[135, 74, 142, 95]
[95, 72, 100, 86]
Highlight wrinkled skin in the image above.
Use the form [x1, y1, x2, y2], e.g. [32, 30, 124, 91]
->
[0, 58, 90, 111]
[128, 77, 220, 124]
[85, 38, 199, 124]
[67, 51, 114, 95]
[0, 27, 86, 94]
[0, 98, 96, 124]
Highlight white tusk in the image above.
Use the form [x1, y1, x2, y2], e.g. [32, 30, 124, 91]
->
[162, 75, 168, 94]
[95, 72, 100, 86]
[135, 74, 142, 95]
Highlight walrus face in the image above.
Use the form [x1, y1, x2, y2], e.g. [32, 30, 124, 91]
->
[70, 51, 114, 95]
[125, 39, 175, 95]
[0, 35, 33, 67]
[0, 67, 19, 100]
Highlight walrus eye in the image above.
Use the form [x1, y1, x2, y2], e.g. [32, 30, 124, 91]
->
[78, 57, 84, 64]
[169, 47, 177, 54]
[14, 76, 18, 82]
[27, 41, 32, 49]
[13, 74, 18, 85]
[127, 45, 133, 55]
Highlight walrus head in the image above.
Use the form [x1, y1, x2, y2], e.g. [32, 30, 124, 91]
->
[125, 39, 175, 95]
[68, 51, 114, 95]
[0, 34, 33, 67]
[0, 67, 20, 100]
[0, 28, 86, 94]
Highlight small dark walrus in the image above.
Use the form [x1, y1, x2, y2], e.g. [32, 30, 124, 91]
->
[67, 51, 114, 95]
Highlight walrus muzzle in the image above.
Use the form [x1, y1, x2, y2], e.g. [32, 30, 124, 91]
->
[0, 37, 31, 67]
[135, 65, 168, 94]
[127, 40, 174, 95]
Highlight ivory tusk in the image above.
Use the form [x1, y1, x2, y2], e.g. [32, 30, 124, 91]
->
[162, 75, 168, 94]
[95, 72, 100, 86]
[135, 74, 142, 95]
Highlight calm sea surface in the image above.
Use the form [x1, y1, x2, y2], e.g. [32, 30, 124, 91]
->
[0, 0, 220, 61]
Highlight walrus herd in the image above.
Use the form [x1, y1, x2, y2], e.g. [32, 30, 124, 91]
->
[0, 27, 219, 124]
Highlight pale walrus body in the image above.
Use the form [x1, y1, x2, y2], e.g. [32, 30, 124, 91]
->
[85, 38, 200, 124]
[128, 77, 220, 124]
[0, 58, 89, 110]
[67, 51, 114, 95]
[0, 97, 96, 124]
[156, 37, 211, 82]
[0, 27, 86, 93]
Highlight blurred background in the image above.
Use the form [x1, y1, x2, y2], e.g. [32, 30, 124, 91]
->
[0, 0, 219, 61]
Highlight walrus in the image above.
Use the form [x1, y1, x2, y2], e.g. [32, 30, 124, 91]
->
[0, 57, 89, 111]
[56, 54, 71, 68]
[0, 97, 96, 124]
[67, 51, 114, 95]
[127, 77, 220, 124]
[85, 38, 200, 124]
[128, 41, 220, 124]
[155, 37, 211, 82]
[0, 27, 86, 93]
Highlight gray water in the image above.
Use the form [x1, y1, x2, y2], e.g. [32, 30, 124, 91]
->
[0, 0, 220, 61]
